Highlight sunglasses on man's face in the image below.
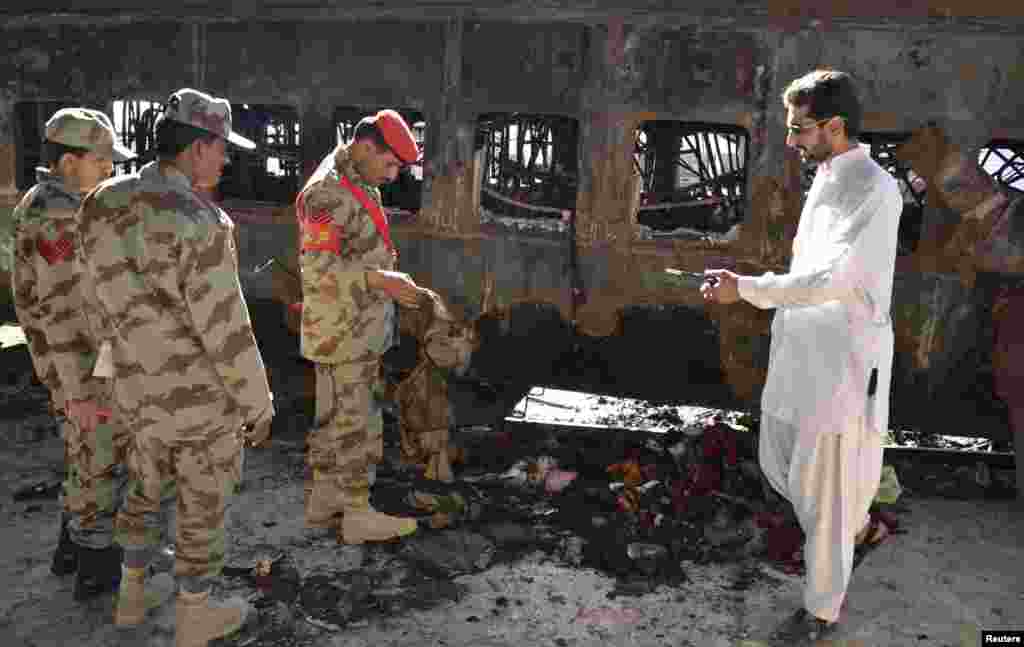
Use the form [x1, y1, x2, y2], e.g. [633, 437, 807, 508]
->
[786, 117, 834, 136]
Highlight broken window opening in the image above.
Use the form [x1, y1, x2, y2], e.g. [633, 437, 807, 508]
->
[219, 104, 301, 204]
[112, 99, 163, 176]
[13, 100, 79, 191]
[861, 133, 928, 256]
[476, 113, 579, 233]
[980, 140, 1024, 192]
[633, 121, 748, 235]
[334, 106, 425, 215]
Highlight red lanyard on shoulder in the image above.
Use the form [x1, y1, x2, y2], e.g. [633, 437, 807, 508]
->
[337, 175, 394, 255]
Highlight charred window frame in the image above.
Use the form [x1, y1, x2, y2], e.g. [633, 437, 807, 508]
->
[800, 133, 928, 255]
[219, 104, 301, 204]
[112, 99, 164, 176]
[633, 121, 748, 233]
[13, 100, 79, 191]
[334, 106, 425, 214]
[476, 113, 579, 223]
[979, 140, 1024, 192]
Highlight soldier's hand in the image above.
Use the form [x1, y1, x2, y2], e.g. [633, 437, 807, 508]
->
[245, 419, 273, 448]
[243, 403, 275, 448]
[370, 270, 423, 309]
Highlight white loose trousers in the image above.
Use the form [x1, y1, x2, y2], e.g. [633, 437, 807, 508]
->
[759, 412, 883, 622]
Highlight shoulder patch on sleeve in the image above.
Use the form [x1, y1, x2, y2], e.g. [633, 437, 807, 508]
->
[36, 231, 74, 265]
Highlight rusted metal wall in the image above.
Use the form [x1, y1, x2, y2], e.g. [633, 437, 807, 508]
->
[2, 7, 1024, 438]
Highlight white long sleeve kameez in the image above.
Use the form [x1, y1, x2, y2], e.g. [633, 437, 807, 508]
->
[739, 146, 903, 437]
[739, 146, 903, 622]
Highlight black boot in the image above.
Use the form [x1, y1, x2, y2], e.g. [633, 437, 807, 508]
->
[73, 544, 123, 601]
[50, 515, 78, 576]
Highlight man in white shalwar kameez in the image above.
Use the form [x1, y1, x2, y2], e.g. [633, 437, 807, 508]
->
[703, 69, 903, 644]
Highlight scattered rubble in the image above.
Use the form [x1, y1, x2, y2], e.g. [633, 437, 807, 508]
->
[0, 314, 1020, 646]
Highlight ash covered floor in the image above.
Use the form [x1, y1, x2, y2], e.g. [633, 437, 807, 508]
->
[1, 315, 1023, 647]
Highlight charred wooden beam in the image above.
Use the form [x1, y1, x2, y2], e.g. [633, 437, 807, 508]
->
[4, 2, 1024, 35]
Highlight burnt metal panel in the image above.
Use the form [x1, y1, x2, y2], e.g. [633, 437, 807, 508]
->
[203, 22, 301, 102]
[463, 22, 584, 115]
[2, 23, 192, 102]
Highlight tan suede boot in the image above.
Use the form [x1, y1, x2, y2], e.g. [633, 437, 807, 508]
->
[305, 467, 339, 529]
[338, 507, 418, 545]
[114, 568, 175, 626]
[175, 589, 250, 647]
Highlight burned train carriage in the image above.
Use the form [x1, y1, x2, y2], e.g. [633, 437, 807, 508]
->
[1, 3, 1023, 450]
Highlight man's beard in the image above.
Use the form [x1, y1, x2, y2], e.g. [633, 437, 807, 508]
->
[797, 139, 833, 165]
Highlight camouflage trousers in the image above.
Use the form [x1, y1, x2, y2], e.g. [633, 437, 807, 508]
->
[62, 392, 176, 549]
[61, 412, 130, 550]
[116, 419, 243, 585]
[305, 360, 383, 526]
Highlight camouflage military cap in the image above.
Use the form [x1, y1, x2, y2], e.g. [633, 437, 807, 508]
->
[45, 108, 136, 162]
[160, 88, 256, 150]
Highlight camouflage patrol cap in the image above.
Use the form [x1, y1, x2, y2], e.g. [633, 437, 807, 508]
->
[159, 88, 256, 150]
[359, 109, 420, 165]
[45, 108, 137, 162]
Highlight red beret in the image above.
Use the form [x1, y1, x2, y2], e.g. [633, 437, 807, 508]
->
[370, 109, 419, 165]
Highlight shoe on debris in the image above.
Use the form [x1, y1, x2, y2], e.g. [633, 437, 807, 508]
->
[338, 507, 418, 545]
[114, 568, 176, 626]
[175, 588, 251, 647]
[50, 516, 78, 576]
[769, 608, 838, 645]
[73, 544, 123, 601]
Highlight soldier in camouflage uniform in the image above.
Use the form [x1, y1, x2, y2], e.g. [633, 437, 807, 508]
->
[76, 88, 273, 646]
[11, 108, 141, 600]
[298, 109, 426, 544]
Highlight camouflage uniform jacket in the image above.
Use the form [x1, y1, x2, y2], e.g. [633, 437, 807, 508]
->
[11, 168, 103, 405]
[76, 161, 272, 433]
[298, 144, 396, 366]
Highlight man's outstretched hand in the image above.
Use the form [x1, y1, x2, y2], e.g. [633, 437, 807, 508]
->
[701, 269, 742, 305]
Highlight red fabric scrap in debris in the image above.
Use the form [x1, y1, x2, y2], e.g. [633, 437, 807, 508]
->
[670, 479, 689, 515]
[494, 432, 514, 450]
[690, 462, 722, 495]
[638, 510, 656, 529]
[640, 463, 658, 481]
[753, 511, 786, 529]
[701, 424, 738, 466]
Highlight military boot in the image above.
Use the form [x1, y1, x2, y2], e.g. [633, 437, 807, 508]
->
[304, 467, 340, 530]
[73, 544, 123, 601]
[50, 514, 78, 576]
[338, 507, 418, 545]
[114, 567, 176, 626]
[175, 589, 251, 647]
